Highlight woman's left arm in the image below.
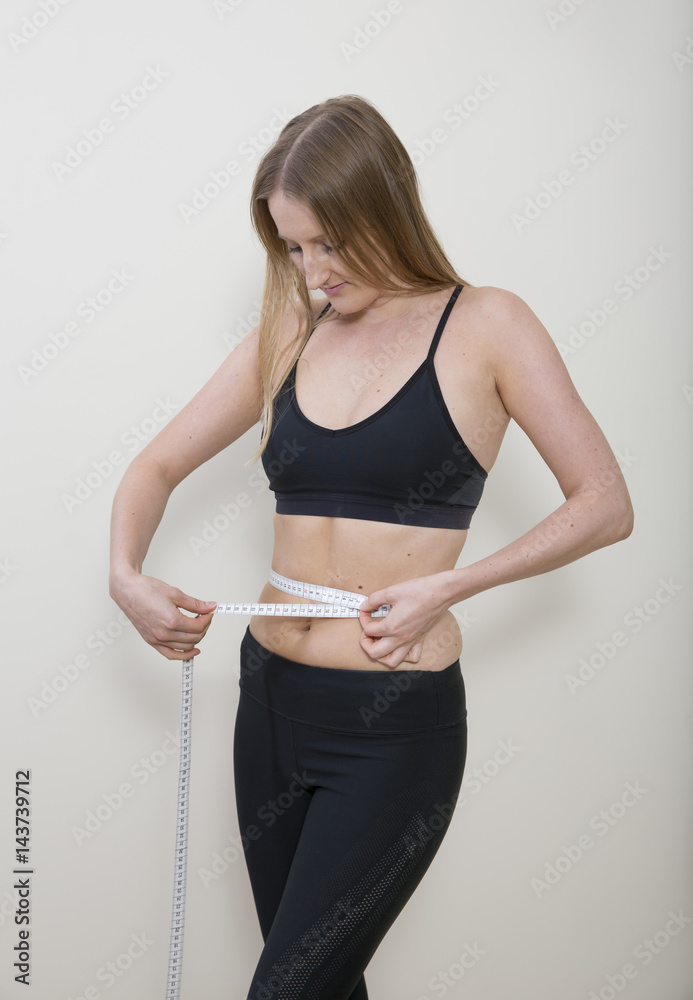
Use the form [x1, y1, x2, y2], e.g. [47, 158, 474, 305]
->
[359, 288, 634, 665]
[445, 287, 634, 594]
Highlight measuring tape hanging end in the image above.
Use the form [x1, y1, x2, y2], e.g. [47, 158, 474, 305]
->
[165, 656, 194, 999]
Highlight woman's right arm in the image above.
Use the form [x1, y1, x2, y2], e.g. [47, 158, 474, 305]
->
[109, 322, 265, 661]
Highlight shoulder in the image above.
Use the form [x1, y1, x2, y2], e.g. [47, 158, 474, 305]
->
[460, 284, 538, 328]
[460, 287, 582, 425]
[459, 284, 560, 366]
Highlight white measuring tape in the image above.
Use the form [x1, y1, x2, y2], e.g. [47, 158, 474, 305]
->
[165, 570, 390, 997]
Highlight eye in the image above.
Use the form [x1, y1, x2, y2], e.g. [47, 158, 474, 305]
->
[286, 242, 341, 256]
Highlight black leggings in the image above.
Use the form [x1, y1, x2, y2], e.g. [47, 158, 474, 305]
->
[233, 627, 468, 1000]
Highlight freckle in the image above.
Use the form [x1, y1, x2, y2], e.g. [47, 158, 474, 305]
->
[358, 585, 363, 590]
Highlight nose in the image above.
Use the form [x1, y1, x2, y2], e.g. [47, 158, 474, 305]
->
[301, 250, 331, 291]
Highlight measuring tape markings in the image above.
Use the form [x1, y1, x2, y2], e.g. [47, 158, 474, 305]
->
[165, 571, 390, 997]
[214, 570, 390, 618]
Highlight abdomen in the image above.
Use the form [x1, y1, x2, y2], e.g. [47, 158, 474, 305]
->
[248, 513, 467, 670]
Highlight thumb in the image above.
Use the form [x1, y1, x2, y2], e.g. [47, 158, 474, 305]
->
[358, 592, 381, 614]
[359, 591, 390, 619]
[175, 591, 217, 615]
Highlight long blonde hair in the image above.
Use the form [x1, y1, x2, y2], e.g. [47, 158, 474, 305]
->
[248, 93, 474, 463]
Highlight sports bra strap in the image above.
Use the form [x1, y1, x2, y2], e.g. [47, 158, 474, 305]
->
[426, 284, 463, 361]
[295, 301, 331, 366]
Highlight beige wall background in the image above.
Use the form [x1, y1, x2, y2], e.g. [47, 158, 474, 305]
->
[1, 0, 691, 997]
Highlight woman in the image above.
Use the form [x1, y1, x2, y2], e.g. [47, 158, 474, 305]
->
[109, 95, 633, 998]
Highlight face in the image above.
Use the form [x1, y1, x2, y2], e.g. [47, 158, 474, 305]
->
[267, 189, 399, 316]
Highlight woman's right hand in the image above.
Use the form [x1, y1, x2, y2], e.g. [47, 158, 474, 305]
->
[110, 571, 217, 661]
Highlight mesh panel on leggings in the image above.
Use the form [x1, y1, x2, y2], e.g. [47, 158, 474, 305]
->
[250, 775, 452, 999]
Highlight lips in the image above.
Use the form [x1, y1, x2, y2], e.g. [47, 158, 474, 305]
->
[323, 282, 346, 294]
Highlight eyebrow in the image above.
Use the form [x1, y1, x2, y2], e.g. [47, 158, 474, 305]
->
[277, 234, 330, 243]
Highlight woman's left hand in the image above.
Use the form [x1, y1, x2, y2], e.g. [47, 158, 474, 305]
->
[358, 572, 454, 668]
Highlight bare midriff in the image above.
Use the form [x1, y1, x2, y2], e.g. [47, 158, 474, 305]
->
[248, 513, 467, 671]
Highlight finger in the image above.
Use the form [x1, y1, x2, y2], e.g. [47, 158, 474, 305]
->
[375, 646, 415, 668]
[359, 631, 386, 653]
[149, 616, 216, 652]
[358, 592, 387, 613]
[403, 642, 423, 663]
[360, 631, 424, 668]
[152, 626, 208, 648]
[359, 632, 404, 661]
[164, 610, 216, 641]
[152, 643, 202, 661]
[358, 608, 392, 636]
[358, 590, 393, 619]
[161, 627, 212, 649]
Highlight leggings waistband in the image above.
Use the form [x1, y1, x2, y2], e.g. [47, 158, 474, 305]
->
[238, 626, 466, 735]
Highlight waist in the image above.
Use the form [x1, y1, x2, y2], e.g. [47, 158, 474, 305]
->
[249, 581, 463, 672]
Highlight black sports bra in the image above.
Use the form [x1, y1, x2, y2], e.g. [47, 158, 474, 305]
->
[260, 284, 488, 529]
